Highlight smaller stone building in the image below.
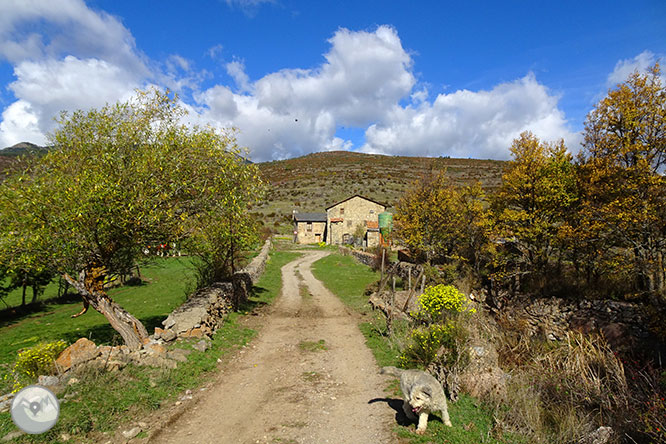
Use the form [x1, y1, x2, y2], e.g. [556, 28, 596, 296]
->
[326, 195, 386, 247]
[293, 212, 327, 244]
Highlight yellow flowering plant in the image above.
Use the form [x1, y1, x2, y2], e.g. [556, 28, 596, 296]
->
[413, 284, 476, 323]
[7, 340, 67, 392]
[399, 321, 467, 369]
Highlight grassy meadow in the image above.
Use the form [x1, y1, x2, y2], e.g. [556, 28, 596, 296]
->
[0, 258, 195, 369]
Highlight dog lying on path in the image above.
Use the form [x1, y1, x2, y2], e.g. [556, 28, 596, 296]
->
[380, 366, 452, 434]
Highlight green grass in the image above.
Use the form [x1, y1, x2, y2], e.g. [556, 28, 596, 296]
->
[298, 339, 327, 352]
[0, 258, 194, 371]
[0, 313, 256, 443]
[312, 252, 521, 444]
[311, 253, 379, 314]
[246, 251, 302, 308]
[0, 248, 297, 443]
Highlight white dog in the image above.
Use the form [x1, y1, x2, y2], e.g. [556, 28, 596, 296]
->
[381, 366, 452, 434]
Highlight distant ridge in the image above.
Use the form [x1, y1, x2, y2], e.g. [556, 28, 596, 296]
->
[0, 142, 50, 157]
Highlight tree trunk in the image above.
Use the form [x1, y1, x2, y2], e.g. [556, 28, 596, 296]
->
[63, 271, 149, 350]
[31, 286, 38, 304]
[21, 279, 26, 307]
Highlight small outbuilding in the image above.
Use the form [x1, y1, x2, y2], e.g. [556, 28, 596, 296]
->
[293, 212, 327, 244]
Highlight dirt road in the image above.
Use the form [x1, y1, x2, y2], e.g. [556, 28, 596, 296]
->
[150, 251, 394, 444]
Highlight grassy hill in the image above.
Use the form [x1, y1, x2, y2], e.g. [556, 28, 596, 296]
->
[0, 142, 50, 179]
[255, 151, 506, 232]
[0, 142, 49, 157]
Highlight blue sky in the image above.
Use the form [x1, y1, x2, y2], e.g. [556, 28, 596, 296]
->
[0, 0, 664, 161]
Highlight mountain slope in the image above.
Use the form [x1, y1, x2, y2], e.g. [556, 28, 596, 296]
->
[255, 151, 506, 231]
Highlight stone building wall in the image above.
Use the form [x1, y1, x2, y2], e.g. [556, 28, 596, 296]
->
[295, 221, 326, 244]
[327, 196, 384, 245]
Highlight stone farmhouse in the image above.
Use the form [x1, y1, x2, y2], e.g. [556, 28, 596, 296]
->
[293, 195, 387, 246]
[326, 195, 385, 247]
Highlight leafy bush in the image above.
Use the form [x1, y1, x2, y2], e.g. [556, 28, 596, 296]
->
[399, 321, 467, 369]
[6, 340, 68, 392]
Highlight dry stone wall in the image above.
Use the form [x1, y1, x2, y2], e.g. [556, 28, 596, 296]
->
[156, 238, 272, 342]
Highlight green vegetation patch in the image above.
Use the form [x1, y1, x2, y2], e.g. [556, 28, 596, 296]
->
[0, 248, 297, 442]
[298, 339, 327, 352]
[313, 252, 521, 443]
[0, 258, 194, 373]
[0, 312, 256, 443]
[311, 253, 379, 315]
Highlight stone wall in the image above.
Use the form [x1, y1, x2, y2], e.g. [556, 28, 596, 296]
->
[495, 295, 664, 358]
[156, 238, 272, 342]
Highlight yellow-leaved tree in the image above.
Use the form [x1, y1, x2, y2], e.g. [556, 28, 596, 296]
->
[577, 64, 666, 301]
[492, 132, 578, 292]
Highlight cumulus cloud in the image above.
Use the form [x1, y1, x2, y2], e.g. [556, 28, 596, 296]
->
[607, 50, 664, 86]
[0, 0, 148, 146]
[196, 25, 416, 160]
[193, 25, 577, 161]
[0, 0, 146, 74]
[0, 2, 577, 162]
[361, 74, 578, 159]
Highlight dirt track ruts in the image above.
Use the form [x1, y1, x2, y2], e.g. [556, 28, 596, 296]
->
[149, 251, 394, 444]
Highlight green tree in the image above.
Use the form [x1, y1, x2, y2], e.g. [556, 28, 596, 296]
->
[395, 172, 490, 272]
[578, 64, 666, 300]
[0, 89, 264, 349]
[492, 132, 578, 289]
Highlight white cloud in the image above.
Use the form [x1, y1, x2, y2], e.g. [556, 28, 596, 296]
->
[0, 0, 148, 146]
[0, 100, 45, 147]
[196, 25, 416, 160]
[607, 50, 664, 86]
[0, 3, 577, 163]
[360, 73, 578, 159]
[0, 0, 146, 75]
[226, 59, 252, 93]
[0, 56, 141, 146]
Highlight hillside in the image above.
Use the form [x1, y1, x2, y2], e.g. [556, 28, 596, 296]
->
[0, 142, 50, 179]
[0, 142, 49, 157]
[255, 151, 506, 231]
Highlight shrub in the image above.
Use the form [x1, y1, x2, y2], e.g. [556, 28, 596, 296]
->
[496, 332, 629, 443]
[414, 284, 475, 322]
[7, 340, 68, 392]
[399, 321, 467, 369]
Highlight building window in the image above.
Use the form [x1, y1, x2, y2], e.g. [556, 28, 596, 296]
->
[306, 222, 312, 232]
[369, 209, 375, 215]
[340, 207, 344, 215]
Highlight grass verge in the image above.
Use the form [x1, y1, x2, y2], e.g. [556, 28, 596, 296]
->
[0, 249, 300, 443]
[0, 258, 195, 383]
[312, 252, 519, 444]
